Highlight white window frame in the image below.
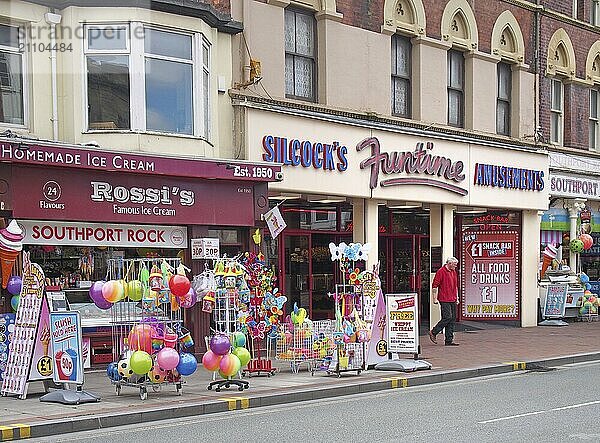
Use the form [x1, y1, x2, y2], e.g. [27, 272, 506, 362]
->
[550, 78, 564, 145]
[391, 34, 411, 118]
[590, 89, 599, 150]
[0, 23, 28, 129]
[83, 23, 210, 139]
[447, 49, 464, 128]
[496, 62, 512, 136]
[593, 0, 600, 26]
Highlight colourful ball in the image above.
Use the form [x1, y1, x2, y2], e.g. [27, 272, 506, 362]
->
[130, 350, 153, 375]
[117, 358, 134, 378]
[102, 280, 124, 303]
[156, 347, 180, 370]
[176, 352, 198, 376]
[128, 324, 154, 354]
[570, 239, 585, 253]
[106, 362, 117, 379]
[169, 275, 191, 297]
[10, 295, 19, 311]
[580, 233, 594, 250]
[201, 350, 222, 372]
[6, 276, 22, 296]
[127, 280, 144, 301]
[149, 365, 168, 383]
[218, 353, 241, 378]
[232, 331, 246, 348]
[209, 334, 231, 355]
[179, 288, 196, 308]
[232, 347, 251, 367]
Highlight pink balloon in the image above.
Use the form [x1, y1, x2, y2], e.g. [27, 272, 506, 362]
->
[157, 347, 180, 370]
[179, 287, 196, 308]
[128, 324, 154, 354]
[201, 350, 222, 372]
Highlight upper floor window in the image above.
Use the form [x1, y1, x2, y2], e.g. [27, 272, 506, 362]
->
[0, 24, 24, 126]
[391, 35, 411, 118]
[573, 0, 580, 18]
[550, 78, 563, 145]
[590, 89, 599, 150]
[285, 9, 316, 102]
[593, 0, 600, 25]
[85, 24, 209, 137]
[496, 62, 511, 136]
[447, 50, 464, 128]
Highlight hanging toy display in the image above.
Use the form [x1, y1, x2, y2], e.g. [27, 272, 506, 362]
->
[104, 257, 195, 401]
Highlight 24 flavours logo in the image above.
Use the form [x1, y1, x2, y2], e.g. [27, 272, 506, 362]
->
[40, 181, 65, 210]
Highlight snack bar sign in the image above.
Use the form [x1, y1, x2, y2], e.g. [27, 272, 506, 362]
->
[461, 231, 520, 320]
[19, 220, 187, 249]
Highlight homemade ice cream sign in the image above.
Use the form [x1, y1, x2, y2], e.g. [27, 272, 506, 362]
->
[461, 231, 520, 320]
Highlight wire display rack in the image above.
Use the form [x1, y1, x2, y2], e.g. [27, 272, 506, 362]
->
[109, 257, 185, 401]
[275, 322, 317, 373]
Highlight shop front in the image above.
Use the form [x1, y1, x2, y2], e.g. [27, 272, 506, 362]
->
[238, 104, 548, 328]
[0, 138, 281, 362]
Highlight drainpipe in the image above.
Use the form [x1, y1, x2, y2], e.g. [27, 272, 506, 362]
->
[533, 2, 541, 143]
[45, 12, 62, 141]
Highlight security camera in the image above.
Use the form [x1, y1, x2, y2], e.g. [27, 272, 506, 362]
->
[275, 171, 284, 181]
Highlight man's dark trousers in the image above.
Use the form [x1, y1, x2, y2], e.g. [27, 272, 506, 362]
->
[432, 302, 456, 344]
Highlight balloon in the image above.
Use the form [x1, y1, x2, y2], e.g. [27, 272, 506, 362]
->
[106, 362, 117, 379]
[128, 324, 154, 354]
[580, 273, 590, 283]
[102, 280, 124, 303]
[176, 352, 198, 376]
[232, 332, 246, 348]
[201, 350, 222, 372]
[94, 297, 113, 310]
[129, 350, 153, 375]
[580, 233, 594, 250]
[157, 347, 180, 370]
[219, 353, 241, 378]
[10, 295, 19, 311]
[149, 365, 168, 383]
[179, 287, 196, 308]
[570, 239, 584, 253]
[89, 281, 105, 302]
[6, 276, 22, 296]
[586, 283, 592, 290]
[127, 280, 144, 301]
[169, 275, 191, 297]
[209, 334, 231, 355]
[232, 347, 251, 366]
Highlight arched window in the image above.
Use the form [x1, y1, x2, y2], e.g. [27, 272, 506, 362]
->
[441, 0, 478, 51]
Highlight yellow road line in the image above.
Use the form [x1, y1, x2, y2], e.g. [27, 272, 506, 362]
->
[0, 426, 13, 441]
[14, 424, 30, 439]
[219, 396, 250, 410]
[383, 377, 408, 388]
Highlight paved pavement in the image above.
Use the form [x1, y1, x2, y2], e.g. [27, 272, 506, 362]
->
[1, 321, 599, 440]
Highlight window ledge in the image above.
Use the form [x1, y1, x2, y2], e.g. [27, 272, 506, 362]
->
[82, 129, 209, 142]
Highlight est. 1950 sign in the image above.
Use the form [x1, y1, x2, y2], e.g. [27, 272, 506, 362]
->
[191, 238, 220, 259]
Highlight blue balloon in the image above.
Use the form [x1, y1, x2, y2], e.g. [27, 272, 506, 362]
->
[10, 295, 19, 311]
[580, 273, 590, 283]
[586, 283, 592, 290]
[107, 362, 117, 378]
[176, 352, 197, 376]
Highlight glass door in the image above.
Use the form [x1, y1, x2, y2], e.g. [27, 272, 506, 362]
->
[284, 235, 310, 313]
[391, 236, 415, 293]
[311, 234, 335, 319]
[418, 236, 430, 322]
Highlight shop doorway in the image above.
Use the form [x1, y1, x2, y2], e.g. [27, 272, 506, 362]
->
[378, 235, 430, 323]
[281, 232, 353, 320]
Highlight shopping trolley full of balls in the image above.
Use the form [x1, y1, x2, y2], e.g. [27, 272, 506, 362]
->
[102, 258, 198, 401]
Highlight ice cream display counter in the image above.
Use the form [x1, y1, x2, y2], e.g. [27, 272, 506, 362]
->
[538, 271, 585, 318]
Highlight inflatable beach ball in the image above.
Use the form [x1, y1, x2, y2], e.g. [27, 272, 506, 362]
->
[570, 239, 585, 253]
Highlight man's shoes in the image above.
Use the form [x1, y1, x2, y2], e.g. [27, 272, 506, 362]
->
[445, 342, 459, 346]
[428, 330, 437, 344]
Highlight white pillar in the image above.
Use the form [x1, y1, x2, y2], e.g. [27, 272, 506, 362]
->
[429, 204, 442, 327]
[566, 198, 586, 270]
[521, 209, 542, 327]
[364, 199, 380, 273]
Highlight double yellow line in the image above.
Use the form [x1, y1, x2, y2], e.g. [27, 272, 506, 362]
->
[0, 424, 30, 441]
[507, 361, 527, 371]
[220, 396, 250, 411]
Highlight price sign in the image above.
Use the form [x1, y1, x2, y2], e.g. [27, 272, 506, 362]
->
[191, 238, 220, 259]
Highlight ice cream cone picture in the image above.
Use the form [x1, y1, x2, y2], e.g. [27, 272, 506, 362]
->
[540, 244, 557, 278]
[0, 220, 24, 289]
[40, 324, 50, 356]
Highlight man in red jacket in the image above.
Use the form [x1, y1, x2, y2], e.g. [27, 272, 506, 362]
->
[429, 257, 459, 346]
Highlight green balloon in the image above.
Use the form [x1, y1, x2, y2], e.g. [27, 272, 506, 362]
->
[127, 280, 144, 301]
[232, 346, 251, 366]
[129, 350, 153, 375]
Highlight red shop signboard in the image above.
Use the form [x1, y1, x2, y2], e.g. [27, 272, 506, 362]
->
[11, 166, 261, 226]
[460, 231, 520, 320]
